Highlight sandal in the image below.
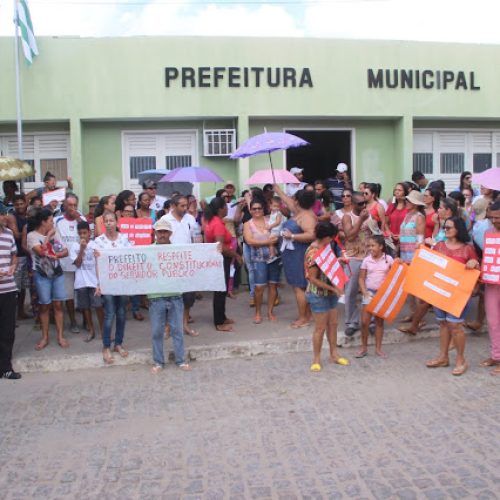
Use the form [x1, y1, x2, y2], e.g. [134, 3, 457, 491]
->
[398, 326, 418, 335]
[103, 348, 114, 364]
[267, 313, 277, 322]
[253, 315, 262, 324]
[375, 351, 388, 359]
[58, 338, 69, 348]
[114, 345, 129, 358]
[355, 350, 368, 358]
[215, 324, 233, 332]
[151, 364, 162, 374]
[35, 339, 49, 351]
[426, 358, 449, 368]
[290, 321, 311, 329]
[479, 358, 498, 367]
[184, 328, 199, 337]
[452, 363, 468, 376]
[178, 363, 192, 371]
[331, 357, 350, 366]
[133, 312, 145, 321]
[310, 363, 321, 372]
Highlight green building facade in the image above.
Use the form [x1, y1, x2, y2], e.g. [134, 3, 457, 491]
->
[1, 36, 500, 204]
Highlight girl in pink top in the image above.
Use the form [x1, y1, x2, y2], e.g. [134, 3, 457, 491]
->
[357, 235, 394, 359]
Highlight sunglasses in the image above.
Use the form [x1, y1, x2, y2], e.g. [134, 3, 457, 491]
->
[342, 194, 352, 198]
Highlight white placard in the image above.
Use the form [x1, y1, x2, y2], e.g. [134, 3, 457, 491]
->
[42, 188, 66, 206]
[97, 243, 226, 295]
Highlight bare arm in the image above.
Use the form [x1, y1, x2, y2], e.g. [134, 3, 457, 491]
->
[273, 184, 296, 214]
[243, 221, 278, 247]
[358, 268, 368, 298]
[307, 264, 341, 296]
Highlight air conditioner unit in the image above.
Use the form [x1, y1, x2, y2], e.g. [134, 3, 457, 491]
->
[203, 129, 236, 157]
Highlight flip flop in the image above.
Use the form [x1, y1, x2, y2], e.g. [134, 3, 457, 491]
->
[178, 363, 192, 371]
[310, 363, 321, 372]
[426, 358, 449, 368]
[331, 357, 350, 366]
[184, 328, 199, 337]
[253, 316, 262, 324]
[452, 363, 468, 376]
[290, 321, 311, 329]
[376, 351, 388, 359]
[398, 326, 417, 335]
[355, 350, 368, 358]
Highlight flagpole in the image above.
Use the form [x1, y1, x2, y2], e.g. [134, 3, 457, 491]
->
[13, 0, 25, 192]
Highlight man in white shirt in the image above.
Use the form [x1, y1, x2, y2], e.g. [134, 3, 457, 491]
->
[55, 193, 85, 334]
[285, 167, 307, 197]
[143, 180, 167, 212]
[161, 195, 199, 336]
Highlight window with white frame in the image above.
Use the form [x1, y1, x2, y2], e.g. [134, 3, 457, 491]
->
[203, 129, 236, 156]
[123, 131, 197, 188]
[413, 130, 499, 190]
[0, 133, 70, 187]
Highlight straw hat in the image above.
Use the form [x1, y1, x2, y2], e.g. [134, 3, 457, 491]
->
[406, 190, 425, 206]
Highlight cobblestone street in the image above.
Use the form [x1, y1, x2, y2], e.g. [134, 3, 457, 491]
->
[1, 335, 499, 499]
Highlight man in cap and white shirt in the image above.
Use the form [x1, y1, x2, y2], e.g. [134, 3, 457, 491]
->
[285, 167, 307, 197]
[327, 162, 351, 209]
[143, 180, 167, 212]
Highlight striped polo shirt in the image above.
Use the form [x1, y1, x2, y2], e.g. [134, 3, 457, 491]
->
[0, 226, 17, 294]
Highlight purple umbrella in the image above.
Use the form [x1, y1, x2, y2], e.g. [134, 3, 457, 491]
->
[159, 166, 224, 183]
[472, 167, 500, 191]
[230, 131, 309, 159]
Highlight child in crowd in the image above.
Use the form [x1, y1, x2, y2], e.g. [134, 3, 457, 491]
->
[356, 235, 394, 359]
[70, 221, 104, 342]
[267, 196, 286, 262]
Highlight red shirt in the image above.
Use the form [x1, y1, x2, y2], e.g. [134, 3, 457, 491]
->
[434, 241, 478, 265]
[204, 216, 232, 249]
[386, 204, 409, 236]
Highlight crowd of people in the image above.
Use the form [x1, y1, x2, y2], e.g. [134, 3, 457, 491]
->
[0, 164, 499, 379]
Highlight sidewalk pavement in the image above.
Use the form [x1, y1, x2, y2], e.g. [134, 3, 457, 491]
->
[12, 287, 485, 373]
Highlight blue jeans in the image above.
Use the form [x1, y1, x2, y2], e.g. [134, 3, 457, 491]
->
[149, 296, 185, 366]
[131, 294, 140, 313]
[102, 295, 127, 348]
[243, 242, 255, 297]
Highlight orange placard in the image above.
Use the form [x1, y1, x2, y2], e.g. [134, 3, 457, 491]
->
[404, 247, 480, 317]
[481, 232, 500, 285]
[366, 261, 408, 322]
[118, 217, 153, 246]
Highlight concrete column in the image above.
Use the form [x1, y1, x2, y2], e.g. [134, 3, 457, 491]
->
[236, 115, 250, 190]
[69, 117, 84, 208]
[395, 114, 414, 183]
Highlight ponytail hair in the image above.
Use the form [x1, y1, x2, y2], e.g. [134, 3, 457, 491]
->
[369, 234, 389, 261]
[204, 196, 225, 222]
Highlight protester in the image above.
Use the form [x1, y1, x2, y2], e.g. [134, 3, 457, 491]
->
[85, 195, 99, 226]
[423, 188, 441, 239]
[357, 235, 394, 358]
[342, 191, 371, 337]
[162, 195, 200, 336]
[432, 198, 459, 244]
[285, 167, 307, 197]
[148, 218, 192, 374]
[386, 183, 409, 246]
[304, 222, 349, 372]
[55, 193, 85, 334]
[426, 217, 479, 376]
[363, 183, 388, 232]
[94, 195, 116, 237]
[224, 181, 237, 202]
[411, 171, 430, 192]
[462, 187, 475, 222]
[399, 190, 425, 263]
[70, 221, 103, 343]
[27, 208, 69, 350]
[274, 185, 316, 329]
[136, 191, 157, 221]
[143, 180, 166, 212]
[204, 197, 243, 332]
[456, 171, 479, 197]
[94, 211, 132, 364]
[27, 171, 73, 203]
[0, 211, 20, 379]
[243, 199, 280, 324]
[114, 190, 137, 219]
[1, 181, 18, 214]
[326, 163, 350, 209]
[477, 201, 500, 375]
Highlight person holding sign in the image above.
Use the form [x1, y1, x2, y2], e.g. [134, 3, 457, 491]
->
[357, 235, 394, 359]
[479, 201, 500, 375]
[304, 222, 349, 372]
[426, 217, 480, 376]
[94, 211, 132, 364]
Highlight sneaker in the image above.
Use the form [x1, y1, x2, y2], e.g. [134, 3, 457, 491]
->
[71, 324, 80, 334]
[1, 370, 22, 380]
[344, 327, 357, 337]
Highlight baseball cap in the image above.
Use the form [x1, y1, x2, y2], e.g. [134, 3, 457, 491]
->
[224, 180, 235, 188]
[290, 167, 303, 175]
[153, 217, 173, 232]
[336, 163, 348, 173]
[143, 180, 158, 189]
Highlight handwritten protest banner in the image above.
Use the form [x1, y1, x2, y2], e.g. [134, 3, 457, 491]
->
[97, 243, 226, 295]
[366, 261, 408, 322]
[42, 188, 66, 206]
[118, 217, 153, 245]
[404, 248, 479, 317]
[481, 232, 500, 284]
[314, 244, 349, 289]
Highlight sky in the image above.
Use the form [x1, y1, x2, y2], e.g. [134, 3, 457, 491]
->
[1, 0, 500, 44]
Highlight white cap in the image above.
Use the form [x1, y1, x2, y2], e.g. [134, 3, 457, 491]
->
[336, 163, 348, 173]
[290, 167, 303, 175]
[153, 217, 173, 232]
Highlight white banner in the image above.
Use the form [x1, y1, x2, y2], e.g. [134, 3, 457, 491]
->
[97, 243, 226, 295]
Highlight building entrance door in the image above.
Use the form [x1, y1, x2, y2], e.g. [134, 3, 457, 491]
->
[285, 130, 352, 185]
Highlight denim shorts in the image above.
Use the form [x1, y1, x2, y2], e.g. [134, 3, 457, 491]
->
[434, 300, 470, 324]
[33, 271, 66, 305]
[253, 259, 281, 286]
[305, 292, 339, 313]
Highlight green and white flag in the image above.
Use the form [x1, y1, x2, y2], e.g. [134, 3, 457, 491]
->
[15, 0, 39, 64]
